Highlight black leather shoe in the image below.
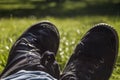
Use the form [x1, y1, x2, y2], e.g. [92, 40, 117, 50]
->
[60, 23, 119, 80]
[0, 21, 60, 79]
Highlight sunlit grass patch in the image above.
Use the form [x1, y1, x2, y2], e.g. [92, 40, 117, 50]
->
[0, 16, 120, 80]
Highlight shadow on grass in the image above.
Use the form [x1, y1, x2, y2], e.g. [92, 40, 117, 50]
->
[0, 1, 120, 18]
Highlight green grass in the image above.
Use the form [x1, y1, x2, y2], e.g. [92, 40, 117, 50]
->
[0, 0, 120, 79]
[0, 16, 120, 80]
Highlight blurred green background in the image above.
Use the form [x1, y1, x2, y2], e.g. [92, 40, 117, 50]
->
[0, 0, 120, 80]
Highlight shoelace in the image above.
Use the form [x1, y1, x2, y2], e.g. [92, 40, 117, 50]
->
[78, 56, 104, 80]
[61, 42, 105, 80]
[62, 56, 105, 80]
[16, 32, 41, 53]
[16, 32, 56, 65]
[76, 42, 105, 80]
[39, 51, 58, 78]
[15, 32, 59, 78]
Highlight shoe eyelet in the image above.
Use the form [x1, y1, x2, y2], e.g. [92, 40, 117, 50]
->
[88, 69, 94, 74]
[94, 64, 99, 69]
[45, 60, 48, 65]
[28, 60, 32, 64]
[69, 63, 75, 70]
[71, 68, 76, 72]
[32, 38, 37, 42]
[99, 58, 104, 64]
[85, 74, 91, 80]
[69, 77, 76, 80]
